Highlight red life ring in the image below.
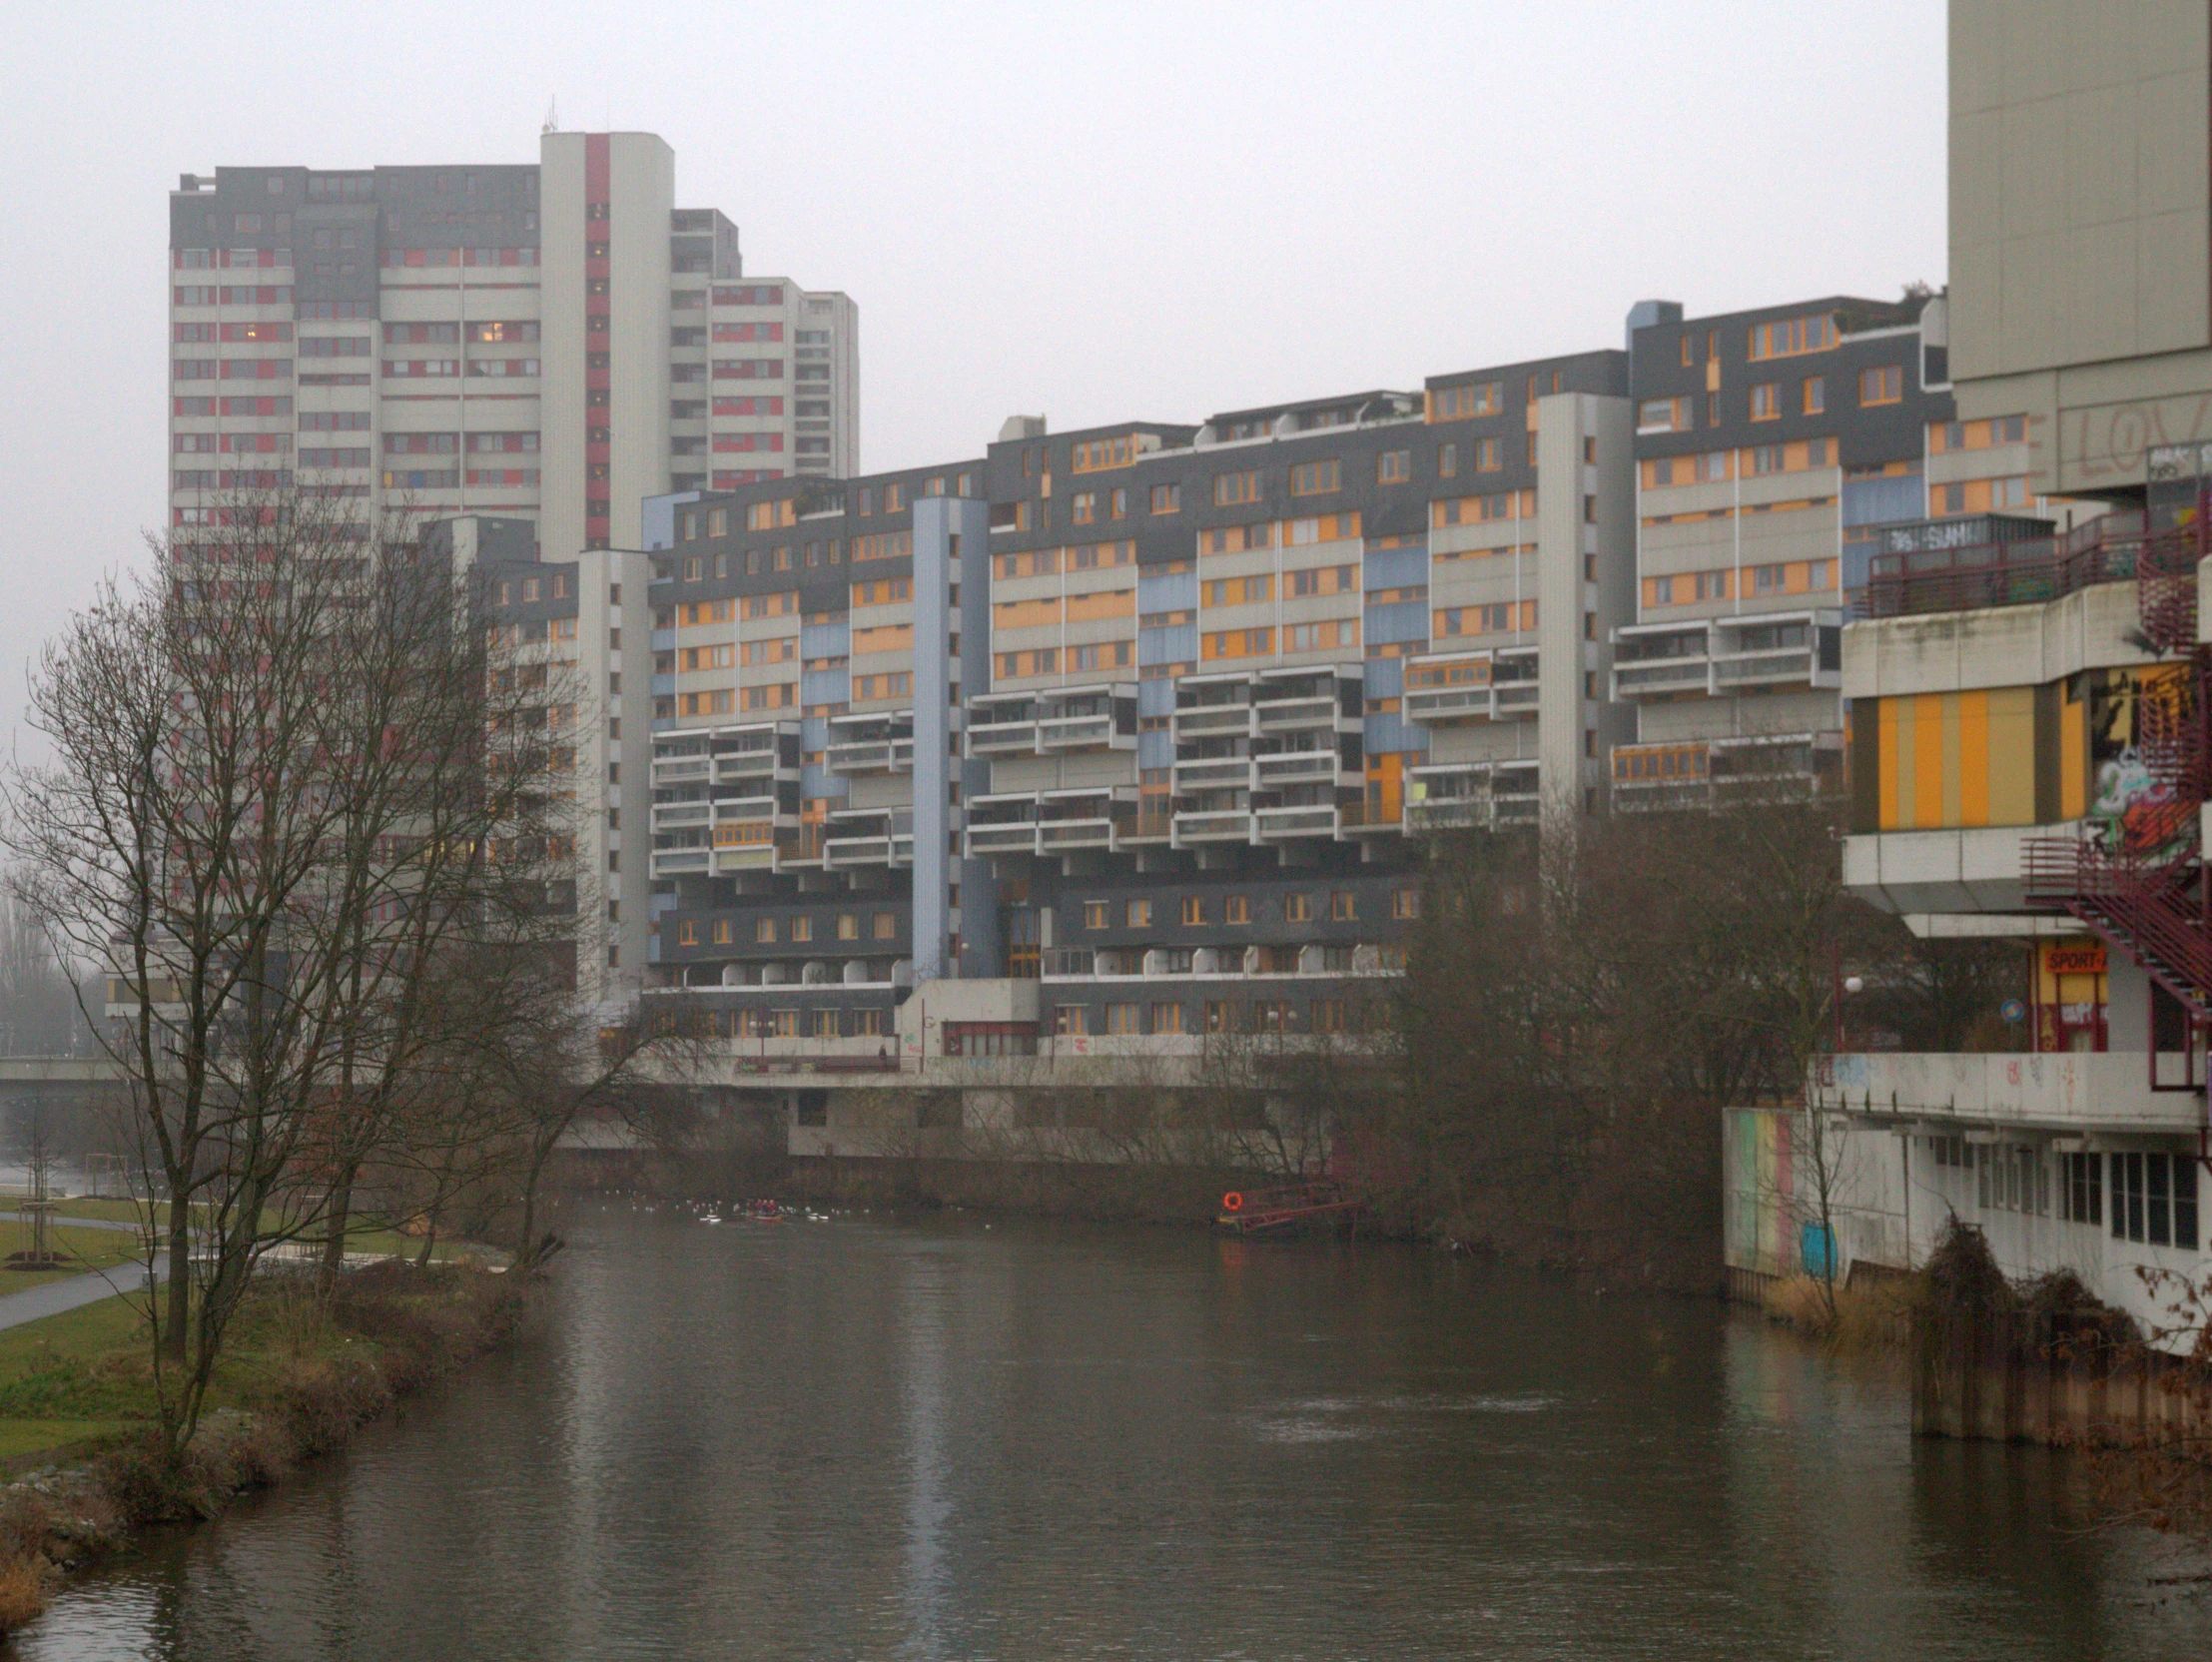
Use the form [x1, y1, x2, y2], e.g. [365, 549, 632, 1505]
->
[1221, 1192, 1244, 1213]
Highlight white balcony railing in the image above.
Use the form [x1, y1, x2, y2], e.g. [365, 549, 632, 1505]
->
[1810, 1052, 2206, 1134]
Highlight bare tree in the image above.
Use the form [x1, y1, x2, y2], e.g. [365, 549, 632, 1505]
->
[2, 489, 581, 1461]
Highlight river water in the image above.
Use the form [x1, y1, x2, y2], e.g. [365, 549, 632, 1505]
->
[10, 1203, 2210, 1660]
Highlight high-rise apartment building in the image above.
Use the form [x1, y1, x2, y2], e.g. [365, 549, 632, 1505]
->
[1610, 292, 2096, 809]
[169, 130, 858, 565]
[602, 353, 1639, 1102]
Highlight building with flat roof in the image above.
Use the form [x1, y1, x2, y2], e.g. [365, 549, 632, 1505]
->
[169, 130, 858, 568]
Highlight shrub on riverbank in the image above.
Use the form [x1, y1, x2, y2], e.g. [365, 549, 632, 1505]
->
[0, 1263, 522, 1635]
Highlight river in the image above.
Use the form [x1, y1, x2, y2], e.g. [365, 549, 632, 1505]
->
[9, 1202, 2209, 1659]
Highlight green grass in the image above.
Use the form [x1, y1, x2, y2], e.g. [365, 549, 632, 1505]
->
[0, 1226, 154, 1293]
[0, 1195, 499, 1266]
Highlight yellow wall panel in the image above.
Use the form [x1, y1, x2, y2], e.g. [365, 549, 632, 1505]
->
[1912, 695, 1944, 829]
[991, 598, 1063, 630]
[1986, 686, 2035, 825]
[1879, 696, 1903, 829]
[1957, 690, 1988, 826]
[1065, 589, 1135, 623]
[2060, 684, 2086, 819]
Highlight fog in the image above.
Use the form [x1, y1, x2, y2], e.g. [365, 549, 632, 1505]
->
[0, 0, 1944, 755]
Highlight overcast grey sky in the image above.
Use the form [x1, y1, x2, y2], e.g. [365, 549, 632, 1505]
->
[0, 1, 1945, 752]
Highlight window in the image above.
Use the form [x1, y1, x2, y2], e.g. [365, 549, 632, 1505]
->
[1290, 459, 1340, 495]
[790, 916, 813, 943]
[2060, 1152, 2104, 1227]
[1125, 899, 1152, 928]
[1072, 491, 1098, 524]
[1637, 397, 1688, 433]
[677, 921, 698, 946]
[1749, 315, 1838, 359]
[1283, 894, 1312, 924]
[1181, 896, 1205, 926]
[1750, 383, 1781, 420]
[1150, 482, 1180, 513]
[1438, 442, 1458, 478]
[1084, 901, 1108, 930]
[1224, 895, 1249, 925]
[1750, 443, 1787, 475]
[873, 913, 898, 940]
[1431, 382, 1501, 419]
[1859, 365, 1903, 406]
[2112, 1151, 2198, 1247]
[1106, 1003, 1143, 1036]
[1473, 435, 1502, 471]
[1213, 469, 1259, 506]
[1056, 1005, 1092, 1036]
[1329, 892, 1355, 921]
[837, 914, 860, 941]
[754, 917, 777, 945]
[1376, 449, 1411, 485]
[1392, 888, 1421, 920]
[1803, 377, 1826, 415]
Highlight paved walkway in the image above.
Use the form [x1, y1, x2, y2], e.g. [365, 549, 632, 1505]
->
[0, 1211, 146, 1236]
[0, 1258, 168, 1332]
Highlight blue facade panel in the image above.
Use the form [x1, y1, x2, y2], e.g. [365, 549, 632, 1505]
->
[1365, 712, 1431, 755]
[1364, 601, 1429, 646]
[1363, 546, 1429, 590]
[1139, 623, 1198, 665]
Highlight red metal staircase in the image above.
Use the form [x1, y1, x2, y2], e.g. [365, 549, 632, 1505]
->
[2023, 634, 2212, 1021]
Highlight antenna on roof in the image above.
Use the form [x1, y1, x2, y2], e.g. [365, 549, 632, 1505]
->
[543, 97, 560, 135]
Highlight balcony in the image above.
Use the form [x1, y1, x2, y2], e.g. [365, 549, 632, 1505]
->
[826, 736, 913, 775]
[1173, 756, 1253, 790]
[1493, 680, 1540, 713]
[1253, 749, 1341, 786]
[966, 820, 1041, 856]
[1253, 695, 1339, 733]
[1172, 809, 1254, 844]
[1612, 625, 1711, 700]
[1858, 512, 2157, 621]
[652, 848, 710, 876]
[968, 719, 1039, 756]
[1172, 704, 1252, 738]
[1809, 1051, 2204, 1135]
[1039, 817, 1117, 850]
[650, 752, 711, 785]
[651, 801, 711, 833]
[1254, 804, 1340, 839]
[1037, 712, 1123, 752]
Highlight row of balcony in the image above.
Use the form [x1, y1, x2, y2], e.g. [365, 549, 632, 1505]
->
[1044, 943, 1399, 980]
[969, 684, 1136, 757]
[1610, 612, 1840, 702]
[1399, 647, 1539, 727]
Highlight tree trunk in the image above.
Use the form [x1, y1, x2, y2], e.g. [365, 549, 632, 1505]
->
[163, 1192, 191, 1364]
[319, 1166, 355, 1294]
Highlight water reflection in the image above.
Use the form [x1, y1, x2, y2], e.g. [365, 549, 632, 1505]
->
[12, 1206, 2210, 1660]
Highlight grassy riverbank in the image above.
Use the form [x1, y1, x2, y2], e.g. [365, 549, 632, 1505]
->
[0, 1262, 524, 1633]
